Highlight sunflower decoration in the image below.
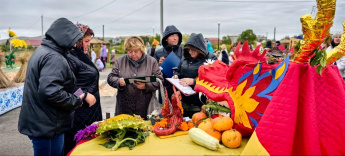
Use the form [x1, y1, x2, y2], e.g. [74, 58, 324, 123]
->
[10, 39, 27, 48]
[7, 29, 17, 37]
[5, 30, 27, 69]
[96, 114, 150, 151]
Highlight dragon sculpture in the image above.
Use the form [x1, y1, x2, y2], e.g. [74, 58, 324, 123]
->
[153, 87, 184, 136]
[195, 42, 289, 136]
[194, 0, 345, 137]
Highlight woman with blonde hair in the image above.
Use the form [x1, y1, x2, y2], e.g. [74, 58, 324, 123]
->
[219, 44, 230, 64]
[107, 36, 163, 119]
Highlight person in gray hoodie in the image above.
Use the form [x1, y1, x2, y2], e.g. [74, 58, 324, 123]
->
[18, 18, 96, 156]
[173, 33, 217, 117]
[154, 25, 183, 100]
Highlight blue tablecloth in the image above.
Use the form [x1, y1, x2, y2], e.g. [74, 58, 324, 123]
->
[0, 84, 24, 115]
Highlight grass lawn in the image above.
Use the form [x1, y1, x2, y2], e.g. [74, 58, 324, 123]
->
[1, 62, 22, 73]
[106, 53, 126, 69]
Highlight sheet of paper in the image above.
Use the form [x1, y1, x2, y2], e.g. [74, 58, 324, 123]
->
[166, 78, 197, 95]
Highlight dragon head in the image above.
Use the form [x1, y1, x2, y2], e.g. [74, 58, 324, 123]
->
[195, 41, 289, 136]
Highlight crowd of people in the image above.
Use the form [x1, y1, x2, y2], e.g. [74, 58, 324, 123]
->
[17, 17, 344, 156]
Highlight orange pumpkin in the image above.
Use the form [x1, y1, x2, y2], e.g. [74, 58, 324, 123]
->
[192, 112, 207, 125]
[222, 129, 242, 148]
[213, 116, 233, 131]
[197, 118, 212, 132]
[205, 129, 222, 141]
[211, 117, 221, 125]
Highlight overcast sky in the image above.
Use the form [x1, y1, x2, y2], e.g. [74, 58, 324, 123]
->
[0, 0, 344, 41]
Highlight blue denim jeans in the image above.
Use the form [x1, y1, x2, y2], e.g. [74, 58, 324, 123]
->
[29, 133, 64, 156]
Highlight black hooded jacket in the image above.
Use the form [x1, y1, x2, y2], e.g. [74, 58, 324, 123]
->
[153, 25, 184, 98]
[175, 33, 217, 80]
[65, 48, 103, 153]
[18, 18, 84, 138]
[66, 50, 103, 126]
[174, 33, 217, 105]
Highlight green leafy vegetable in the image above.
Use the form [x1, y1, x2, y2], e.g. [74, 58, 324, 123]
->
[97, 114, 150, 151]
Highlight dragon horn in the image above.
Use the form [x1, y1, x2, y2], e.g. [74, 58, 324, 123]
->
[252, 44, 261, 56]
[235, 42, 242, 56]
[242, 41, 250, 56]
[261, 49, 267, 58]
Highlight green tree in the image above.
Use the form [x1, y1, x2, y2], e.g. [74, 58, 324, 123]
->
[283, 36, 290, 40]
[1, 43, 10, 52]
[237, 29, 257, 45]
[221, 35, 232, 44]
[149, 37, 154, 44]
[139, 36, 150, 44]
[182, 33, 190, 45]
[154, 34, 161, 42]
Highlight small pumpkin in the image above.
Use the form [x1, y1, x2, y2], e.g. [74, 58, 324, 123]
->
[222, 129, 242, 148]
[213, 115, 233, 131]
[192, 112, 207, 125]
[198, 118, 212, 132]
[205, 129, 222, 141]
[211, 116, 221, 125]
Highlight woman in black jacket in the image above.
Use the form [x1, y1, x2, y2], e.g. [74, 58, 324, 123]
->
[64, 24, 102, 154]
[173, 33, 217, 117]
[18, 18, 96, 156]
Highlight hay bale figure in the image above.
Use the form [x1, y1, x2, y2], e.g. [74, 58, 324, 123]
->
[13, 52, 30, 83]
[0, 54, 12, 88]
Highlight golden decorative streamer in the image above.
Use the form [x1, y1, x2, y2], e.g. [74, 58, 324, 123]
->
[326, 21, 345, 64]
[293, 0, 336, 63]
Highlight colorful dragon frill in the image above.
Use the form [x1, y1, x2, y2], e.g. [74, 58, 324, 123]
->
[195, 41, 289, 136]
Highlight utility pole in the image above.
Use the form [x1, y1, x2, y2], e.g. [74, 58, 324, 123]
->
[218, 22, 221, 50]
[103, 25, 104, 41]
[160, 0, 163, 41]
[266, 32, 268, 41]
[153, 26, 155, 37]
[41, 14, 43, 39]
[274, 27, 276, 41]
[9, 27, 11, 53]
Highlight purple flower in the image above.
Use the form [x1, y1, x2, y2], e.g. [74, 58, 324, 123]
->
[74, 124, 98, 142]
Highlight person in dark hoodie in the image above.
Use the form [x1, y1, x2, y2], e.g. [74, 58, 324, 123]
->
[154, 25, 183, 99]
[18, 18, 96, 156]
[265, 40, 272, 50]
[172, 33, 217, 117]
[64, 24, 102, 154]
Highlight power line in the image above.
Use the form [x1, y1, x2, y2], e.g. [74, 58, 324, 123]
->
[106, 0, 157, 25]
[43, 16, 56, 21]
[22, 17, 41, 32]
[70, 0, 118, 19]
[105, 25, 117, 31]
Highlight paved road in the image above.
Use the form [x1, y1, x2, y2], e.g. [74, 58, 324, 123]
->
[0, 69, 116, 155]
